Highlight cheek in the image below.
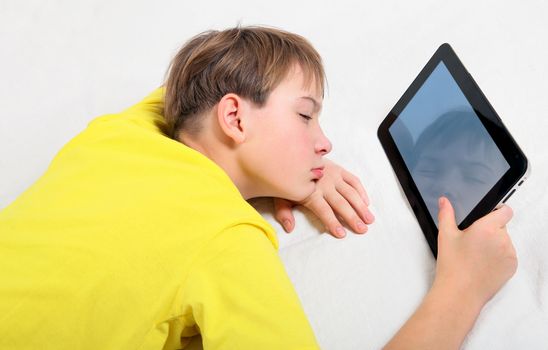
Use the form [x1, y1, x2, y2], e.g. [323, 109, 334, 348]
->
[257, 116, 315, 170]
[283, 133, 314, 170]
[283, 127, 313, 152]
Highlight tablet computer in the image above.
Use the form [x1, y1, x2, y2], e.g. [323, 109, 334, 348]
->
[378, 43, 529, 257]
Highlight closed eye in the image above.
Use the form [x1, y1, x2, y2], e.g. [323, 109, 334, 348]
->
[299, 113, 312, 120]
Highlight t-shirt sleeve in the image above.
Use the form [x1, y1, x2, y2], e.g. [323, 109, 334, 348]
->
[182, 224, 320, 350]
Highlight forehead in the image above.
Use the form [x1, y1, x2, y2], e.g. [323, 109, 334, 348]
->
[267, 64, 323, 108]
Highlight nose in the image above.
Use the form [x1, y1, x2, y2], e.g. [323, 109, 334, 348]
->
[315, 128, 332, 156]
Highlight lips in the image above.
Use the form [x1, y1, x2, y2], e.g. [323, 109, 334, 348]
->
[311, 167, 324, 180]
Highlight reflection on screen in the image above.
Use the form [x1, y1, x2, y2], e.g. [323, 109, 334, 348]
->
[389, 62, 510, 227]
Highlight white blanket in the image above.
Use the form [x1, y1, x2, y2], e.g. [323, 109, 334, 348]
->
[1, 1, 547, 348]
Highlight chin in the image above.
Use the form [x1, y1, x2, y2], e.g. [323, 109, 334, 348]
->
[291, 182, 317, 202]
[272, 180, 316, 202]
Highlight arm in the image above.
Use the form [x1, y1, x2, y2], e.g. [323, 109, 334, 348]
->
[384, 197, 517, 349]
[184, 224, 320, 349]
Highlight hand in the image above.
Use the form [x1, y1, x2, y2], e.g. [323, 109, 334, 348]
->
[434, 197, 517, 307]
[273, 159, 375, 238]
[383, 197, 517, 350]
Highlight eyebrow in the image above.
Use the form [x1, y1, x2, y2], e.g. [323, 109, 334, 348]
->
[299, 96, 322, 112]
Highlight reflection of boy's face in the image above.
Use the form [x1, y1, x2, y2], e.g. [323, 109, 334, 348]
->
[411, 135, 497, 226]
[241, 64, 332, 201]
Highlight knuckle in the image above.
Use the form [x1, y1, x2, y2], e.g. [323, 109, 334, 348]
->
[349, 214, 361, 224]
[335, 183, 350, 196]
[349, 173, 358, 182]
[333, 195, 348, 208]
[356, 199, 368, 211]
[327, 219, 342, 231]
[313, 204, 331, 218]
[356, 203, 369, 219]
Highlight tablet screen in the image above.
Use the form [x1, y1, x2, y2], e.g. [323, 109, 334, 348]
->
[388, 62, 510, 227]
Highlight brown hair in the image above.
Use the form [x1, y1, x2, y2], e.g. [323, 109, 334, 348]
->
[164, 26, 325, 138]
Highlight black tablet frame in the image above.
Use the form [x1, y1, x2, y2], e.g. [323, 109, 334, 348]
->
[377, 43, 528, 258]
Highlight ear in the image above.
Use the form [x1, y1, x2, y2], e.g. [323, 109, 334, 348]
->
[216, 93, 246, 144]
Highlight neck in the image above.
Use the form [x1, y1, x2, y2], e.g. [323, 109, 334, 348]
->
[178, 131, 258, 200]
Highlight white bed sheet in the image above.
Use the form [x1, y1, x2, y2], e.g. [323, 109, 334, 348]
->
[1, 1, 547, 348]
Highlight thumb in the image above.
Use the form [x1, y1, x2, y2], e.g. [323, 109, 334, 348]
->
[437, 196, 458, 233]
[273, 198, 295, 233]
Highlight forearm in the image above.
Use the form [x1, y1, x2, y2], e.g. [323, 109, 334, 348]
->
[383, 281, 484, 350]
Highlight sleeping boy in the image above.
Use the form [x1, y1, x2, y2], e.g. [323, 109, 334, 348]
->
[0, 26, 516, 349]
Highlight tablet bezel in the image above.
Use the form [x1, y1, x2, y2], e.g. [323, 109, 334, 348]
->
[377, 43, 528, 257]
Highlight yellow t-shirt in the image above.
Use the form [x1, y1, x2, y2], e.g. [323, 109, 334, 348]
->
[0, 88, 319, 349]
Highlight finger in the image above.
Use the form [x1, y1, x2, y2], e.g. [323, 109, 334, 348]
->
[477, 205, 514, 229]
[438, 196, 458, 234]
[273, 198, 295, 233]
[342, 171, 370, 206]
[335, 181, 375, 224]
[324, 189, 368, 235]
[305, 196, 348, 238]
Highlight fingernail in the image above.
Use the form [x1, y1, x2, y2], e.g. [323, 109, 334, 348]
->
[336, 227, 346, 237]
[357, 221, 366, 232]
[439, 197, 445, 208]
[283, 219, 291, 232]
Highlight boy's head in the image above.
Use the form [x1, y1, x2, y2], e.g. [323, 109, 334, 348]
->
[164, 26, 325, 138]
[164, 26, 332, 201]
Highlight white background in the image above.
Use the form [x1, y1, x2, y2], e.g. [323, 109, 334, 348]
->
[1, 1, 547, 349]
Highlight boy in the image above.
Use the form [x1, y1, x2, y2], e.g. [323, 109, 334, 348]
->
[0, 26, 516, 349]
